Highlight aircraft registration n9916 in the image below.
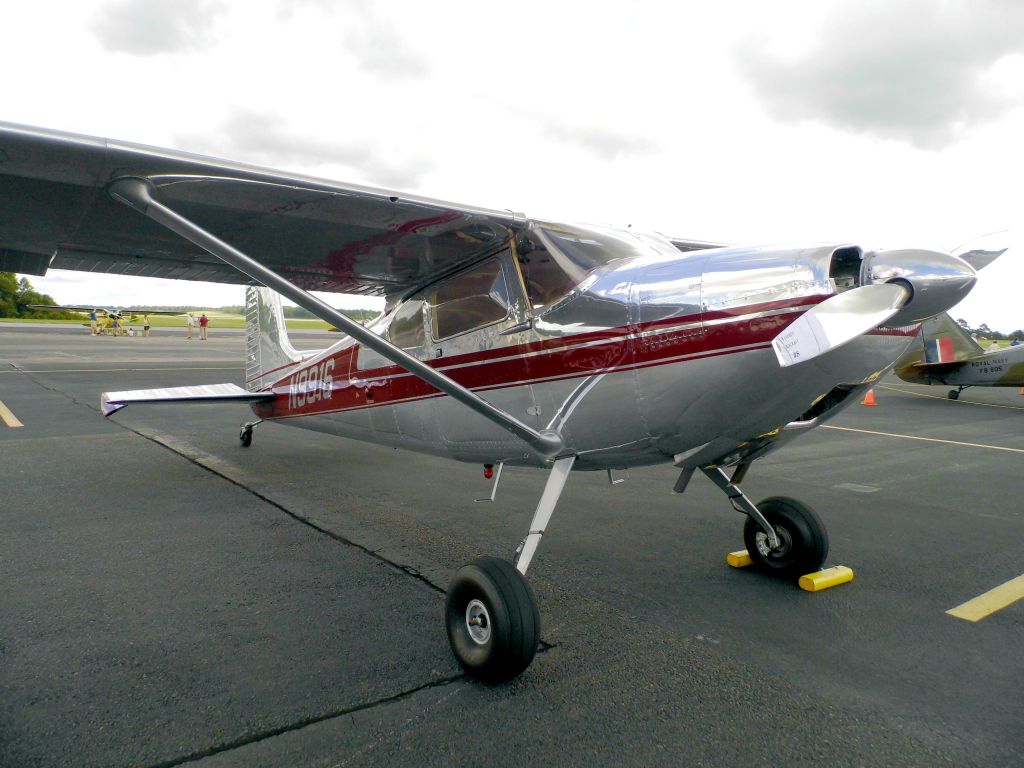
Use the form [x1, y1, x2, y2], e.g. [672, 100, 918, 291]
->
[0, 122, 993, 682]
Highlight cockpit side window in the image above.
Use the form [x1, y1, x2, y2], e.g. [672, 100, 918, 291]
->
[518, 238, 578, 311]
[428, 258, 511, 340]
[388, 297, 425, 349]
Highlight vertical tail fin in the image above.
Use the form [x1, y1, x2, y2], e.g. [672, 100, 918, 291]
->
[921, 312, 984, 360]
[245, 286, 305, 391]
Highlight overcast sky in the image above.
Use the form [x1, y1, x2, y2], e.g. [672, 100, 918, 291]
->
[5, 0, 1023, 329]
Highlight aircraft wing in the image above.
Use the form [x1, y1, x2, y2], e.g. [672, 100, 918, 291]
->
[0, 122, 522, 297]
[668, 237, 727, 253]
[26, 304, 186, 316]
[101, 384, 275, 416]
[127, 309, 192, 316]
[25, 304, 102, 315]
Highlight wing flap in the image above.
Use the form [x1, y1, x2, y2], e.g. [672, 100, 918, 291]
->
[101, 383, 274, 417]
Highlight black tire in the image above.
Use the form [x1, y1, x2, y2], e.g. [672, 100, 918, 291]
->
[239, 428, 252, 447]
[948, 389, 959, 400]
[743, 496, 829, 580]
[445, 556, 540, 682]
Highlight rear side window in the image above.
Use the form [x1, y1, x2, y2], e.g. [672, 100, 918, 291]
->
[429, 259, 510, 340]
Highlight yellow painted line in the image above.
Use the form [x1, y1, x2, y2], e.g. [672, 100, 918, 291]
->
[879, 383, 1024, 411]
[821, 425, 1024, 454]
[947, 575, 1024, 621]
[0, 399, 24, 428]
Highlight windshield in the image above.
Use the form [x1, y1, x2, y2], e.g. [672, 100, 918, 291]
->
[522, 221, 675, 309]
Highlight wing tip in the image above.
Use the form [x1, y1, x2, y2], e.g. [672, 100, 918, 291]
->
[100, 394, 126, 417]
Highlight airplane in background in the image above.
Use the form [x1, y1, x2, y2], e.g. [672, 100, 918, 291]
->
[0, 122, 998, 682]
[894, 312, 1024, 399]
[27, 303, 187, 334]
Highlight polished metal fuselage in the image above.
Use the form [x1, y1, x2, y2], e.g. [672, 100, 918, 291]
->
[254, 234, 918, 471]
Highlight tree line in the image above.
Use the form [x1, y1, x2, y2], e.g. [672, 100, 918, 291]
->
[1, 272, 381, 322]
[956, 318, 1024, 342]
[0, 273, 80, 319]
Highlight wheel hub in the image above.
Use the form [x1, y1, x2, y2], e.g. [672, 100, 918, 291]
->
[755, 525, 792, 558]
[465, 599, 491, 645]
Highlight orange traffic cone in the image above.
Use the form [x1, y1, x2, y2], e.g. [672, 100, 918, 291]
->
[861, 389, 878, 406]
[1019, 387, 1024, 396]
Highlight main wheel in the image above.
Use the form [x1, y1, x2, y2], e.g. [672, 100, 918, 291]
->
[445, 556, 540, 682]
[948, 389, 960, 400]
[743, 496, 829, 580]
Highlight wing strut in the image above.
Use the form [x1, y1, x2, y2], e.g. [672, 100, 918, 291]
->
[107, 177, 564, 459]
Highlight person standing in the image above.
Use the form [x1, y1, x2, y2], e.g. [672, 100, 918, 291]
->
[199, 312, 209, 340]
[89, 309, 98, 335]
[186, 312, 195, 339]
[143, 314, 151, 337]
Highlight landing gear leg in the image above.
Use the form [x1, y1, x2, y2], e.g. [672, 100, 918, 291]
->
[445, 456, 575, 682]
[702, 465, 828, 580]
[239, 419, 262, 447]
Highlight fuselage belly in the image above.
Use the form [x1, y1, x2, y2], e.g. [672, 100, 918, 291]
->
[258, 329, 914, 470]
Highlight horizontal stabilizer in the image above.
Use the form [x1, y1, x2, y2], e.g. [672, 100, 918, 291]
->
[101, 383, 274, 416]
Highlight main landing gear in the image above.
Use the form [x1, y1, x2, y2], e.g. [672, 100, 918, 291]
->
[702, 466, 828, 580]
[445, 457, 829, 682]
[445, 456, 574, 682]
[239, 419, 262, 447]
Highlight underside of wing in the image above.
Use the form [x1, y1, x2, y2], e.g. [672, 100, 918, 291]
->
[0, 122, 521, 297]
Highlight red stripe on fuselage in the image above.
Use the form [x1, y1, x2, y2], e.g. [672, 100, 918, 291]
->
[259, 295, 827, 420]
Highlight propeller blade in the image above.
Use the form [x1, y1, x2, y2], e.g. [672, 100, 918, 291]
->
[772, 283, 909, 367]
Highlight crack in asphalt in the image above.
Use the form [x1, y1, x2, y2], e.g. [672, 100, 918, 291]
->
[139, 424, 450, 595]
[15, 365, 448, 593]
[141, 675, 465, 768]
[16, 366, 558, 765]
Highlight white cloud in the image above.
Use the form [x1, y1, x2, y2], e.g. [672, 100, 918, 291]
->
[92, 0, 229, 56]
[737, 0, 1024, 149]
[2, 0, 1022, 330]
[175, 108, 432, 189]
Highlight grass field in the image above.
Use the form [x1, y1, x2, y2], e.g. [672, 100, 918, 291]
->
[1, 315, 334, 331]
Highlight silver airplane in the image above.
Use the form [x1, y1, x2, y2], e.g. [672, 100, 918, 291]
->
[0, 122, 991, 681]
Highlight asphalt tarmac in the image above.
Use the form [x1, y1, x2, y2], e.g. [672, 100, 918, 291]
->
[1, 324, 1021, 767]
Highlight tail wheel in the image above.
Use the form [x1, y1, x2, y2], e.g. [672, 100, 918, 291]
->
[445, 556, 540, 682]
[948, 389, 960, 400]
[743, 496, 829, 580]
[239, 428, 253, 447]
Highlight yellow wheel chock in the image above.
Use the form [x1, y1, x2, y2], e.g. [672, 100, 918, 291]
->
[726, 550, 854, 592]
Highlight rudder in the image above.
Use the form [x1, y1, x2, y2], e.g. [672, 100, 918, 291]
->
[245, 286, 305, 391]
